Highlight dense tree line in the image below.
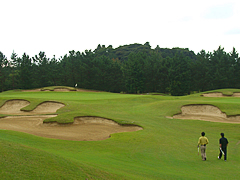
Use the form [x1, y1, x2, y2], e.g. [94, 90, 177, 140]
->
[0, 43, 239, 95]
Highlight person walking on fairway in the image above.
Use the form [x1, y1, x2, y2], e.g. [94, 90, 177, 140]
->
[198, 132, 209, 161]
[218, 133, 228, 161]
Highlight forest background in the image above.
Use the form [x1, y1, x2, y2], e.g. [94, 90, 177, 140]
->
[0, 42, 239, 95]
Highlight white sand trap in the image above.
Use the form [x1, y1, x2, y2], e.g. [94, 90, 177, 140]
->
[0, 116, 142, 141]
[202, 92, 240, 97]
[173, 105, 240, 123]
[23, 88, 99, 92]
[0, 100, 65, 115]
[22, 88, 73, 92]
[42, 88, 73, 91]
[31, 102, 65, 114]
[0, 99, 142, 141]
[0, 100, 30, 114]
[232, 93, 240, 97]
[53, 88, 71, 91]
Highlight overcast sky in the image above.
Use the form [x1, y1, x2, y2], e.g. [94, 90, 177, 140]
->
[1, 0, 240, 59]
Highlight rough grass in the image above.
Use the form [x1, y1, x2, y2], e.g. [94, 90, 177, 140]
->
[0, 88, 240, 179]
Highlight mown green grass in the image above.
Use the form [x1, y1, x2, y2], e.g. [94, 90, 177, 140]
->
[0, 89, 240, 179]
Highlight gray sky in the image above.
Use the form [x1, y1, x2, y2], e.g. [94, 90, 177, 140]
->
[1, 0, 240, 59]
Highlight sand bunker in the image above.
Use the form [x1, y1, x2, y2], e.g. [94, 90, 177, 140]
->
[41, 88, 74, 92]
[0, 100, 142, 141]
[22, 88, 74, 92]
[0, 116, 142, 141]
[31, 102, 65, 114]
[23, 88, 99, 92]
[0, 100, 65, 115]
[0, 100, 30, 114]
[202, 92, 240, 97]
[173, 104, 240, 123]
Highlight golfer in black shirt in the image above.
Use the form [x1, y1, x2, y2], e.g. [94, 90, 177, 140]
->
[218, 133, 229, 161]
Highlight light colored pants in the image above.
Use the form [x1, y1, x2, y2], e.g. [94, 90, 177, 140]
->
[200, 145, 206, 160]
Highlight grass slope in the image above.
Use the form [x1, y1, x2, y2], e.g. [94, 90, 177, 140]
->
[0, 89, 240, 179]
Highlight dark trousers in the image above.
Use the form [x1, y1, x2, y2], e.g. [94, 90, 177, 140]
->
[219, 147, 227, 160]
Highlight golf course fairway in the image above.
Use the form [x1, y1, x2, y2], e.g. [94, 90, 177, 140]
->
[0, 88, 240, 179]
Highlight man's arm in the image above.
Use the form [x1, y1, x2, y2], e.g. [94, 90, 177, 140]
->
[206, 137, 209, 144]
[197, 138, 201, 147]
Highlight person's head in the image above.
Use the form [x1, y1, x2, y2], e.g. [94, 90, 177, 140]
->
[201, 132, 205, 136]
[221, 133, 224, 137]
